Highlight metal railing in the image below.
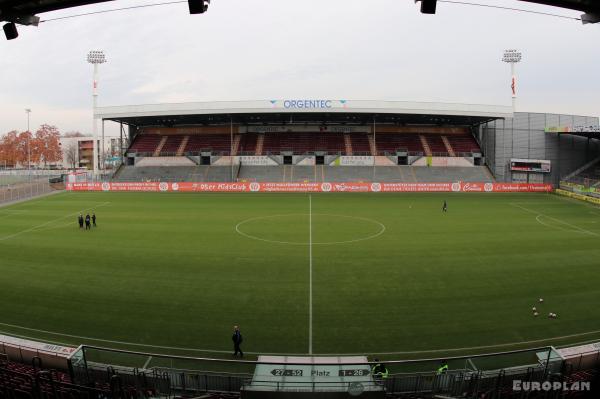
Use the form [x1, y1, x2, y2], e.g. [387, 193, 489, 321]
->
[65, 345, 569, 397]
[565, 176, 600, 188]
[2, 336, 596, 398]
[560, 180, 600, 199]
[0, 178, 62, 205]
[378, 151, 425, 157]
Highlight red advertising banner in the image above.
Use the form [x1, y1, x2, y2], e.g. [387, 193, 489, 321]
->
[66, 182, 553, 193]
[378, 183, 455, 192]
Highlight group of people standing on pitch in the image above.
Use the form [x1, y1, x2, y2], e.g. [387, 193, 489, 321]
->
[78, 213, 97, 230]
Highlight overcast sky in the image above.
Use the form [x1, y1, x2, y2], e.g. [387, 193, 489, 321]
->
[0, 0, 598, 136]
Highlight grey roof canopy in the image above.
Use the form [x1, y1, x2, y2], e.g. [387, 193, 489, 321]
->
[95, 100, 513, 128]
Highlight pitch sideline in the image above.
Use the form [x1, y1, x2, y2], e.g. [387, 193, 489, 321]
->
[2, 321, 600, 357]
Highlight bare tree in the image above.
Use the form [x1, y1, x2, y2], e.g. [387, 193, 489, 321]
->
[64, 142, 78, 170]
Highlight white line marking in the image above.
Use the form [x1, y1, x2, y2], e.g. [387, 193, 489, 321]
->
[0, 202, 110, 242]
[0, 210, 27, 219]
[339, 329, 600, 356]
[34, 221, 77, 232]
[235, 213, 386, 245]
[510, 203, 599, 237]
[0, 322, 236, 354]
[534, 214, 579, 234]
[308, 194, 313, 355]
[553, 194, 600, 211]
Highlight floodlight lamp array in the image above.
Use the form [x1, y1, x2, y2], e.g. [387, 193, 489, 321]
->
[87, 50, 106, 64]
[502, 49, 522, 63]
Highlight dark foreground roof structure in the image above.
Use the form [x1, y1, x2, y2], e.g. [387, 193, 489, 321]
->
[0, 0, 112, 23]
[2, 0, 598, 40]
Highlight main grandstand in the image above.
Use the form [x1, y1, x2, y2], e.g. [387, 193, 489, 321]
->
[92, 99, 600, 188]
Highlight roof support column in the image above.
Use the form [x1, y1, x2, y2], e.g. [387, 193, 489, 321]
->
[230, 116, 234, 182]
[373, 116, 377, 181]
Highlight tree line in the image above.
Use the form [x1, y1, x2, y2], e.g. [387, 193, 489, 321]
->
[0, 125, 66, 168]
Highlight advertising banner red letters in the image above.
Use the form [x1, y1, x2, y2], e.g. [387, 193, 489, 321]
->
[66, 182, 553, 193]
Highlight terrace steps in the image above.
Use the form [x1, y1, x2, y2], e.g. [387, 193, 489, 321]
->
[368, 135, 377, 156]
[231, 134, 241, 156]
[176, 136, 190, 156]
[441, 136, 456, 157]
[483, 165, 495, 182]
[255, 134, 265, 155]
[153, 136, 168, 157]
[419, 135, 432, 157]
[344, 134, 353, 156]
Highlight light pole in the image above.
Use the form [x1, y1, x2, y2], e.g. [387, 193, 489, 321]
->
[502, 49, 522, 113]
[87, 50, 106, 174]
[25, 108, 31, 171]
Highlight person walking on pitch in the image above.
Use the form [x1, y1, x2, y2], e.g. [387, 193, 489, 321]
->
[85, 214, 91, 230]
[232, 325, 244, 357]
[78, 214, 84, 229]
[442, 200, 448, 213]
[92, 213, 97, 227]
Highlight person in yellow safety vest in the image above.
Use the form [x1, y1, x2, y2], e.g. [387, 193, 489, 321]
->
[371, 358, 389, 379]
[436, 360, 449, 375]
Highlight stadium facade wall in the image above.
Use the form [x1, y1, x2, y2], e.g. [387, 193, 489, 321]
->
[480, 112, 600, 185]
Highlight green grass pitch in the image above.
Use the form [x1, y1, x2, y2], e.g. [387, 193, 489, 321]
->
[1, 191, 600, 361]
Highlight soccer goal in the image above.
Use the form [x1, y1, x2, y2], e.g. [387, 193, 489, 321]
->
[67, 171, 92, 183]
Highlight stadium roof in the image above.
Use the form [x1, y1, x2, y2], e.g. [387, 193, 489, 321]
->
[521, 0, 600, 13]
[0, 0, 112, 24]
[3, 0, 599, 26]
[95, 100, 513, 127]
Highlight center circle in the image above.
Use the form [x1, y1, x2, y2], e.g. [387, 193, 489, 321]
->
[235, 213, 386, 245]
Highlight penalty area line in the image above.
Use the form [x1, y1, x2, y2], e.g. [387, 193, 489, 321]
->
[510, 203, 599, 237]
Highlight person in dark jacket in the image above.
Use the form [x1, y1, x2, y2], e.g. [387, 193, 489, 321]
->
[85, 214, 91, 230]
[232, 325, 243, 357]
[92, 213, 97, 227]
[78, 214, 84, 229]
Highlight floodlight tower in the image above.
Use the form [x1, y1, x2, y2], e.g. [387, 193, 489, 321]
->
[87, 50, 106, 173]
[502, 49, 522, 113]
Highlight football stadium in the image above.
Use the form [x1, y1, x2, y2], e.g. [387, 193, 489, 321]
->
[2, 1, 600, 399]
